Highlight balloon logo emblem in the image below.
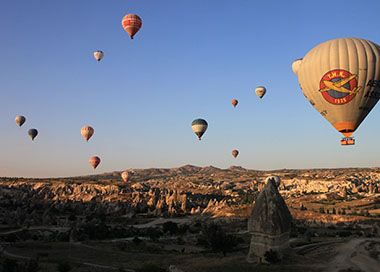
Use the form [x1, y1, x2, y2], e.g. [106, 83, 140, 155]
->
[319, 69, 361, 105]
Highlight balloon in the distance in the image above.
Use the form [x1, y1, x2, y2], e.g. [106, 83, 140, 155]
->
[81, 126, 94, 142]
[15, 116, 26, 127]
[121, 171, 133, 182]
[255, 86, 266, 99]
[121, 14, 142, 39]
[231, 99, 238, 108]
[93, 50, 104, 62]
[191, 119, 208, 140]
[28, 129, 38, 141]
[232, 150, 239, 158]
[89, 156, 101, 169]
[293, 37, 380, 138]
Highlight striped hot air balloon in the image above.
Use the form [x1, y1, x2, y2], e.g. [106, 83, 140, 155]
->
[231, 99, 238, 108]
[28, 129, 38, 141]
[15, 115, 26, 127]
[232, 150, 239, 158]
[191, 119, 208, 140]
[93, 50, 104, 62]
[293, 37, 380, 145]
[255, 86, 266, 99]
[81, 126, 94, 142]
[89, 156, 101, 169]
[121, 14, 142, 39]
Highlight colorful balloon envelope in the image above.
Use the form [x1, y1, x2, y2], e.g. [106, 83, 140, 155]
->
[191, 119, 208, 140]
[28, 129, 38, 141]
[231, 99, 238, 108]
[121, 171, 133, 182]
[89, 156, 101, 169]
[93, 50, 104, 62]
[232, 150, 239, 158]
[293, 37, 380, 139]
[255, 86, 266, 99]
[121, 14, 142, 39]
[81, 126, 94, 142]
[15, 115, 26, 127]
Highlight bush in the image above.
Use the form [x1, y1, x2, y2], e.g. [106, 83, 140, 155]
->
[136, 263, 167, 272]
[197, 223, 238, 256]
[162, 221, 178, 234]
[2, 258, 18, 272]
[264, 249, 280, 263]
[57, 261, 71, 272]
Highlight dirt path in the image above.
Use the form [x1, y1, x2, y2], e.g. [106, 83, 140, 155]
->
[326, 238, 380, 272]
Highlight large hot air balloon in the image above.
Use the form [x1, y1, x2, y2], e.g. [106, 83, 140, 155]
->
[81, 126, 94, 142]
[191, 119, 208, 140]
[89, 156, 101, 169]
[121, 14, 142, 39]
[93, 50, 104, 62]
[293, 37, 380, 145]
[231, 99, 238, 108]
[121, 171, 133, 182]
[15, 116, 26, 127]
[255, 86, 266, 99]
[232, 150, 239, 158]
[28, 129, 38, 141]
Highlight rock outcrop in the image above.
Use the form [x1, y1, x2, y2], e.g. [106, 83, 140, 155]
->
[247, 176, 292, 264]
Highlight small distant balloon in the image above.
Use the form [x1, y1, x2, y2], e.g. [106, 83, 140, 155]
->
[81, 126, 94, 142]
[121, 14, 142, 39]
[191, 119, 208, 140]
[93, 50, 104, 62]
[231, 99, 238, 108]
[28, 129, 38, 141]
[89, 156, 101, 169]
[121, 171, 133, 182]
[15, 116, 26, 127]
[255, 86, 266, 99]
[232, 150, 239, 158]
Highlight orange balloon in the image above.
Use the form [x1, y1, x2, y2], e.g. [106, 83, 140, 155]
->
[81, 126, 94, 142]
[232, 150, 239, 158]
[89, 156, 101, 169]
[231, 99, 238, 108]
[121, 14, 142, 39]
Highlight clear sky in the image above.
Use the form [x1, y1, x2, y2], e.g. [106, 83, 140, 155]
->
[2, 0, 380, 178]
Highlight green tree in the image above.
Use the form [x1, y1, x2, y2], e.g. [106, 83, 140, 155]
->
[198, 223, 238, 256]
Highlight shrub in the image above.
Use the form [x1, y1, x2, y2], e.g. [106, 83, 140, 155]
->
[57, 261, 71, 272]
[264, 249, 280, 263]
[136, 263, 167, 272]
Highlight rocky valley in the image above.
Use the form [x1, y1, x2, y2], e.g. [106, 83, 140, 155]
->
[1, 165, 380, 271]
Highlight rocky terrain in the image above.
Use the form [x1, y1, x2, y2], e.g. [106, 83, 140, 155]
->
[1, 165, 380, 271]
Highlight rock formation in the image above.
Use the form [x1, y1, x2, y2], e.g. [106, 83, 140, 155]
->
[247, 176, 292, 264]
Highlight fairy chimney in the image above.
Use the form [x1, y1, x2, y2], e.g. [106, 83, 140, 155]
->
[247, 176, 292, 263]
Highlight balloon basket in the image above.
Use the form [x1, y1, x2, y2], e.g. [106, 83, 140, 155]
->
[341, 137, 355, 146]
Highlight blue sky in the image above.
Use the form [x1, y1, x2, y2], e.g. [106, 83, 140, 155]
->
[1, 0, 380, 177]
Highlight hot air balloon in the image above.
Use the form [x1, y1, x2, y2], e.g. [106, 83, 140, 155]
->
[93, 50, 104, 62]
[121, 14, 142, 39]
[81, 126, 94, 142]
[28, 129, 38, 141]
[191, 119, 208, 140]
[121, 171, 133, 182]
[15, 116, 26, 127]
[232, 150, 239, 158]
[89, 156, 101, 169]
[255, 86, 266, 99]
[231, 99, 238, 108]
[293, 37, 380, 145]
